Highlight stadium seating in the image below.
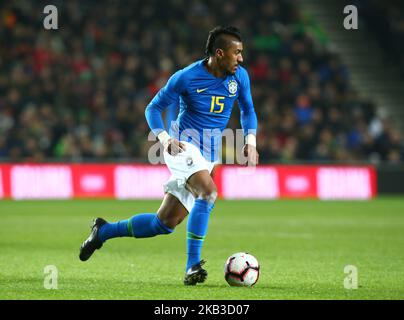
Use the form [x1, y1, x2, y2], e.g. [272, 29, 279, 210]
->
[0, 0, 402, 163]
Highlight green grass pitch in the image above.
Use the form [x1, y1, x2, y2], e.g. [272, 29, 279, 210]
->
[1, 197, 404, 300]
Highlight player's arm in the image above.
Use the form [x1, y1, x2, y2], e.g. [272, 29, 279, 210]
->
[165, 103, 178, 133]
[237, 68, 259, 166]
[145, 71, 186, 155]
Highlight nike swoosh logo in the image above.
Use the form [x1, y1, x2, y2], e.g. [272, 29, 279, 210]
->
[196, 88, 208, 93]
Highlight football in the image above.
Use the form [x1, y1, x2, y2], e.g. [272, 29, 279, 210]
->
[224, 252, 260, 287]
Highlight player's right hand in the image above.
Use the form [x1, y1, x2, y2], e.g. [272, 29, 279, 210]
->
[243, 144, 259, 166]
[165, 138, 186, 156]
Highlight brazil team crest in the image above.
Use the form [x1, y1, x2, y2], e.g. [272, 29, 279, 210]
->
[228, 80, 238, 95]
[186, 156, 194, 167]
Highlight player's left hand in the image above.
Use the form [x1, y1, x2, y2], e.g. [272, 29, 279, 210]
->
[243, 144, 259, 166]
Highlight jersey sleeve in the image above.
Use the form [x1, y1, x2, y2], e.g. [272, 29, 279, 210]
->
[145, 70, 186, 135]
[237, 67, 258, 136]
[165, 103, 179, 132]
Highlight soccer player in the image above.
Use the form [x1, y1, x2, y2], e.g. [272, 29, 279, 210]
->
[79, 26, 259, 285]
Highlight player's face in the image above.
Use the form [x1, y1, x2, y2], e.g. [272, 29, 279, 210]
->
[221, 40, 243, 75]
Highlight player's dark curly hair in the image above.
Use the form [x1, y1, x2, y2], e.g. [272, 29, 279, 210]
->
[205, 26, 242, 56]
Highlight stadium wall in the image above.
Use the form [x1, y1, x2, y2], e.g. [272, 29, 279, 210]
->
[377, 166, 404, 194]
[0, 164, 376, 200]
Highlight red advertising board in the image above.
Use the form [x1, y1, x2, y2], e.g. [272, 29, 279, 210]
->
[277, 166, 317, 199]
[71, 164, 115, 198]
[0, 164, 377, 200]
[0, 167, 3, 198]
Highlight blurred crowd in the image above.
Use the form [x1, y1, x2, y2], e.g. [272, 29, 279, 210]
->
[0, 0, 403, 163]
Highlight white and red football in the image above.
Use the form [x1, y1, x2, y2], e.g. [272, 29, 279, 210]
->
[224, 252, 260, 287]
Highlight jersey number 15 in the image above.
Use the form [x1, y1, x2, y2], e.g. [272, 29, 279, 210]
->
[210, 96, 225, 114]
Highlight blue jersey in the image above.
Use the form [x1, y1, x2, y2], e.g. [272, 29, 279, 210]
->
[145, 59, 257, 162]
[164, 104, 178, 132]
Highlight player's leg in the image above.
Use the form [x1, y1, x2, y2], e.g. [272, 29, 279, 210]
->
[79, 193, 186, 261]
[157, 193, 189, 229]
[183, 169, 217, 285]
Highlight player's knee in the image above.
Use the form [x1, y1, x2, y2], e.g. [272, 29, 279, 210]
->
[199, 186, 218, 204]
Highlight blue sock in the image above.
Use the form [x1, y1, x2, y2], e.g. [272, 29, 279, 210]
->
[98, 213, 173, 242]
[98, 219, 130, 242]
[186, 199, 214, 271]
[129, 213, 173, 238]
